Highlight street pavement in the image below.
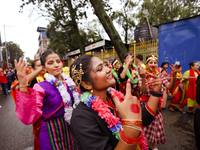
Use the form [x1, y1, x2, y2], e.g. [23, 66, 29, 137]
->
[0, 94, 197, 150]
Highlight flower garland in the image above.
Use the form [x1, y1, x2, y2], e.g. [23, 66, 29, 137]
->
[46, 73, 80, 124]
[112, 69, 121, 84]
[123, 64, 138, 86]
[80, 87, 148, 150]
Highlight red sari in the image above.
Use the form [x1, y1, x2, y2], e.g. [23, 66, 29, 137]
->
[168, 72, 182, 109]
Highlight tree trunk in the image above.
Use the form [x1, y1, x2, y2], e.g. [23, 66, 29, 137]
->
[66, 0, 85, 55]
[89, 0, 128, 61]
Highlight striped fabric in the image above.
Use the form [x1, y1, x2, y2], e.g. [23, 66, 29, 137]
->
[143, 111, 166, 145]
[46, 116, 78, 150]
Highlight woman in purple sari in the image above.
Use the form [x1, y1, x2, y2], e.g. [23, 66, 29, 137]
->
[14, 50, 79, 150]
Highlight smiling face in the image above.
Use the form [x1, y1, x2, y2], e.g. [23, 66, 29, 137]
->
[146, 59, 158, 73]
[43, 53, 63, 78]
[90, 57, 115, 91]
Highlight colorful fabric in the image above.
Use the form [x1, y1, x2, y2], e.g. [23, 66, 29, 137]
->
[169, 80, 182, 108]
[186, 69, 200, 100]
[16, 80, 78, 150]
[181, 70, 199, 107]
[143, 111, 166, 145]
[46, 116, 77, 150]
[33, 118, 43, 150]
[80, 88, 147, 150]
[0, 72, 8, 83]
[122, 64, 138, 84]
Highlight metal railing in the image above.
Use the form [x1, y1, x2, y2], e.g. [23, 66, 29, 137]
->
[129, 39, 158, 64]
[66, 39, 158, 67]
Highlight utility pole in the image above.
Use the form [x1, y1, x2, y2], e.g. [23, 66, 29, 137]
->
[3, 25, 9, 68]
[15, 52, 18, 60]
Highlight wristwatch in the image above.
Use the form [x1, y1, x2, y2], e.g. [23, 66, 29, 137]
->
[150, 91, 163, 97]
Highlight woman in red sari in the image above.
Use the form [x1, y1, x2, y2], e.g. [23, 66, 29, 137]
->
[168, 65, 183, 111]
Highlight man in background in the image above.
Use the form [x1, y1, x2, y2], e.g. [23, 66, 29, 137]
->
[0, 67, 8, 97]
[136, 54, 146, 68]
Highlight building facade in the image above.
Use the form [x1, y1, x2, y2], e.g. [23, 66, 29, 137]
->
[34, 27, 50, 59]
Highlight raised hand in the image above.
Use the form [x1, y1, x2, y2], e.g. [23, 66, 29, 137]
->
[138, 65, 146, 78]
[170, 64, 178, 78]
[111, 79, 141, 120]
[126, 54, 134, 65]
[14, 58, 29, 90]
[148, 75, 162, 93]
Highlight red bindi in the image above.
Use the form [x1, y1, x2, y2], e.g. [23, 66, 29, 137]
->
[130, 104, 140, 114]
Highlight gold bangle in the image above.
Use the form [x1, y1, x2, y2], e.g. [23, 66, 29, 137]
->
[123, 125, 142, 131]
[18, 85, 29, 88]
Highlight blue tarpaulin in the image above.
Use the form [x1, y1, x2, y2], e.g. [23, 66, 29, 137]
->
[158, 15, 200, 73]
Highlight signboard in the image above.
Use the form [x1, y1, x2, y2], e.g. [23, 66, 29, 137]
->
[65, 49, 80, 57]
[85, 40, 105, 52]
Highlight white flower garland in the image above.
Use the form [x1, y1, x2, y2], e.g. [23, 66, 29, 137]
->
[46, 73, 80, 124]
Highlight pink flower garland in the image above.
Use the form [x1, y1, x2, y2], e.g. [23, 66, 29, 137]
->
[91, 97, 120, 128]
[82, 87, 148, 150]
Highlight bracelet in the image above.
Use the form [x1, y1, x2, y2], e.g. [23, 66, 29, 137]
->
[122, 119, 142, 121]
[18, 84, 29, 88]
[150, 91, 163, 97]
[121, 120, 142, 126]
[145, 104, 157, 117]
[123, 125, 142, 131]
[119, 128, 141, 145]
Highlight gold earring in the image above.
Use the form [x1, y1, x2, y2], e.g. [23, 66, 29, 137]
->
[90, 89, 94, 94]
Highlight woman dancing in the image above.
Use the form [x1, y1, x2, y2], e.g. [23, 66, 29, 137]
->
[168, 65, 183, 111]
[118, 53, 138, 97]
[138, 55, 177, 150]
[14, 50, 79, 150]
[111, 58, 121, 90]
[70, 54, 163, 150]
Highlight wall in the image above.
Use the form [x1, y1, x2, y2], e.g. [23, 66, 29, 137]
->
[158, 16, 200, 73]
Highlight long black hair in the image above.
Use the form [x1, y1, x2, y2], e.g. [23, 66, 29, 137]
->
[161, 62, 169, 68]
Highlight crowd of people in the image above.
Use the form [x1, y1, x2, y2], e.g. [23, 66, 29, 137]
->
[1, 51, 200, 150]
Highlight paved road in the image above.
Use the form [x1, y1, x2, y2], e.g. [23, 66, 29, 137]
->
[0, 94, 197, 150]
[0, 94, 34, 150]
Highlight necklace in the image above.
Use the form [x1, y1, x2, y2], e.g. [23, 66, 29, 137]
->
[106, 96, 121, 119]
[46, 73, 80, 124]
[81, 87, 147, 149]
